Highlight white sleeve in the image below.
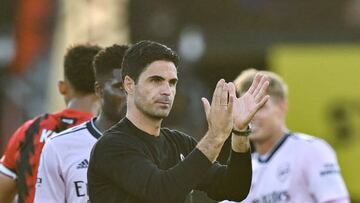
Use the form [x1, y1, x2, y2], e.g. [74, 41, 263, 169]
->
[304, 139, 349, 203]
[34, 140, 65, 203]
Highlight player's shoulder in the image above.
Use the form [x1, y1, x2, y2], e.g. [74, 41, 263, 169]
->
[289, 132, 335, 154]
[15, 110, 64, 130]
[290, 132, 323, 143]
[51, 109, 92, 124]
[21, 113, 49, 128]
[49, 121, 88, 141]
[15, 111, 78, 132]
[3, 113, 53, 157]
[51, 108, 91, 118]
[8, 113, 50, 141]
[25, 112, 65, 130]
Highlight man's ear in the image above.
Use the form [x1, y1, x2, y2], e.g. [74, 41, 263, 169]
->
[279, 99, 288, 118]
[58, 80, 68, 96]
[94, 81, 103, 97]
[123, 76, 135, 95]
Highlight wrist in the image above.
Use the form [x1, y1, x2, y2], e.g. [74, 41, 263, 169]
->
[231, 135, 250, 152]
[232, 124, 252, 136]
[207, 128, 230, 142]
[197, 131, 226, 163]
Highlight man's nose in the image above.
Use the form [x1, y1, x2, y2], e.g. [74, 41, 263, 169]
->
[160, 83, 172, 95]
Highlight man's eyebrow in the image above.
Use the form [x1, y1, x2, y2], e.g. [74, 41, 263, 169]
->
[148, 75, 165, 80]
[147, 75, 178, 83]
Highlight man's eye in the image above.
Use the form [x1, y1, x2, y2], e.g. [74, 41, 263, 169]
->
[151, 78, 162, 82]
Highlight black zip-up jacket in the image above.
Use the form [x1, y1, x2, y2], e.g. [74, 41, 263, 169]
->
[88, 118, 252, 203]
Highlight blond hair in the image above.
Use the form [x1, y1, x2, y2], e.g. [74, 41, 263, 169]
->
[234, 68, 288, 102]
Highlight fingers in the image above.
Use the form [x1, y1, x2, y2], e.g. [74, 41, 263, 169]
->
[220, 83, 229, 106]
[247, 73, 262, 94]
[227, 82, 236, 113]
[209, 79, 234, 112]
[252, 74, 268, 96]
[201, 97, 211, 119]
[255, 80, 269, 102]
[212, 79, 225, 106]
[256, 95, 270, 109]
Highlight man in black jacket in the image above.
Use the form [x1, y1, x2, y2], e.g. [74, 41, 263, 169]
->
[88, 40, 270, 203]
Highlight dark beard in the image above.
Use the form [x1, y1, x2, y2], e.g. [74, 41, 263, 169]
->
[135, 101, 169, 120]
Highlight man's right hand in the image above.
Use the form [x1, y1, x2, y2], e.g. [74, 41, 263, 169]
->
[197, 79, 235, 162]
[201, 79, 234, 141]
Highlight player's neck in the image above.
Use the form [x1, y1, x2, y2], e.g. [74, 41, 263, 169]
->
[255, 127, 288, 155]
[67, 94, 100, 115]
[126, 104, 162, 137]
[93, 113, 119, 133]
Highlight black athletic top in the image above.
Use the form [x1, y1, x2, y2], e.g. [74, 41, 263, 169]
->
[88, 118, 252, 203]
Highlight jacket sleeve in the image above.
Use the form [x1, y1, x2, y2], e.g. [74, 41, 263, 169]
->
[197, 150, 252, 202]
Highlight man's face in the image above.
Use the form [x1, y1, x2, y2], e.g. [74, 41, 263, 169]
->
[101, 69, 127, 122]
[249, 98, 287, 143]
[134, 60, 178, 119]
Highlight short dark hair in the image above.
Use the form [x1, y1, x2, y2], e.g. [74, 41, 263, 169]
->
[93, 44, 129, 84]
[64, 44, 102, 95]
[121, 40, 180, 83]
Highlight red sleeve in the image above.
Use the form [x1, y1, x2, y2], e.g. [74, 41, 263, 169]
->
[1, 119, 36, 173]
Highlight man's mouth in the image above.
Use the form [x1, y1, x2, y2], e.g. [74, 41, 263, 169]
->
[156, 101, 171, 105]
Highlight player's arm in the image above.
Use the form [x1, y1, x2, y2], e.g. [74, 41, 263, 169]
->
[34, 140, 65, 203]
[0, 172, 17, 203]
[305, 140, 350, 203]
[0, 121, 33, 203]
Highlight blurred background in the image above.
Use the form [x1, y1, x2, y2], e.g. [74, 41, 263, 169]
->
[0, 0, 359, 201]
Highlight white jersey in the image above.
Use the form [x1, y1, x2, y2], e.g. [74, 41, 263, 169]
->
[34, 118, 102, 203]
[223, 132, 349, 203]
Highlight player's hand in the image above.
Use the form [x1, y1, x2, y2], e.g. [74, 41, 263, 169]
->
[232, 73, 270, 130]
[202, 79, 234, 140]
